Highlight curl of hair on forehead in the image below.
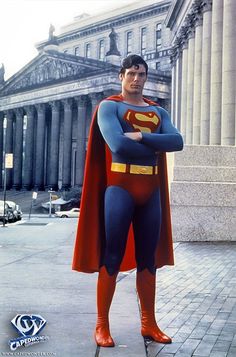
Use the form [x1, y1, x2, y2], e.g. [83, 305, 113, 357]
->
[119, 54, 148, 75]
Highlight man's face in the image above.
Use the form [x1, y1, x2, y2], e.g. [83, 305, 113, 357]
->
[119, 64, 147, 95]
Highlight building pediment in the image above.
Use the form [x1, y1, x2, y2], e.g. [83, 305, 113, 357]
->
[1, 49, 114, 96]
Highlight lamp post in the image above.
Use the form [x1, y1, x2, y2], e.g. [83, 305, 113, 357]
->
[2, 117, 7, 228]
[3, 153, 13, 227]
[2, 156, 7, 227]
[29, 191, 38, 220]
[48, 188, 55, 218]
[2, 117, 14, 228]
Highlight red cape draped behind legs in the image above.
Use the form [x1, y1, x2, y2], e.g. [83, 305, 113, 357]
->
[72, 95, 174, 273]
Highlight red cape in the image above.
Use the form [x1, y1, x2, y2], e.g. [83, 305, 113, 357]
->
[72, 95, 174, 273]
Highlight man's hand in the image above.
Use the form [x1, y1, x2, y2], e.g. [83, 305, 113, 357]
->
[124, 132, 142, 141]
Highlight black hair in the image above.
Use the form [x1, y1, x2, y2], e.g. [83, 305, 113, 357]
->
[119, 54, 148, 75]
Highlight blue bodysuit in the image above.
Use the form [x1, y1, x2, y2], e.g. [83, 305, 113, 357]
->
[97, 100, 183, 275]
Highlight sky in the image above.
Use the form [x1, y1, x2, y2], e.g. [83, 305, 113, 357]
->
[0, 0, 138, 80]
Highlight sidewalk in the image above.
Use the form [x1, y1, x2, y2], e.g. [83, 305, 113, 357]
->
[0, 217, 235, 356]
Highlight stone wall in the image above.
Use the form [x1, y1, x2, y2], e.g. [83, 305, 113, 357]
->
[170, 145, 236, 241]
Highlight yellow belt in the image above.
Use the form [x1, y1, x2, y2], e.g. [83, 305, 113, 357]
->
[111, 163, 158, 175]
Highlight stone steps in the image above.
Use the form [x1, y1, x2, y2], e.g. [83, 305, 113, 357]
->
[170, 145, 236, 242]
[171, 181, 236, 207]
[171, 206, 235, 241]
[173, 166, 236, 182]
[174, 145, 236, 166]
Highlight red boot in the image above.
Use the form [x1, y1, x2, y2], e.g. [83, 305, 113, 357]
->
[94, 266, 117, 347]
[136, 269, 172, 344]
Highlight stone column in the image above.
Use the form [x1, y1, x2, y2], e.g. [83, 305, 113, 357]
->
[74, 96, 87, 187]
[35, 103, 46, 190]
[186, 27, 195, 144]
[221, 0, 236, 145]
[89, 93, 104, 138]
[192, 12, 203, 144]
[48, 101, 60, 190]
[180, 41, 188, 142]
[5, 110, 14, 189]
[13, 108, 24, 189]
[62, 98, 73, 190]
[23, 106, 35, 190]
[0, 112, 4, 188]
[175, 49, 182, 131]
[209, 0, 223, 145]
[200, 0, 212, 145]
[171, 57, 177, 126]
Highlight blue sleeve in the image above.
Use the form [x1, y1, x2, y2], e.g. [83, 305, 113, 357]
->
[97, 100, 156, 157]
[140, 107, 183, 152]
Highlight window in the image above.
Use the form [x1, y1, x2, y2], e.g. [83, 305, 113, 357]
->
[85, 43, 91, 58]
[126, 31, 132, 55]
[98, 40, 105, 60]
[141, 27, 147, 55]
[156, 23, 162, 50]
[75, 47, 79, 56]
[156, 61, 161, 71]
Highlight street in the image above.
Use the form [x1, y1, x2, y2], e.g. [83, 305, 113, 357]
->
[0, 216, 235, 356]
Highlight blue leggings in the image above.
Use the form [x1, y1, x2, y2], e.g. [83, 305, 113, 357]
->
[103, 185, 162, 275]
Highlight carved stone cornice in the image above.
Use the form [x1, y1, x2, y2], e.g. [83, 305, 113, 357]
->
[193, 0, 203, 9]
[2, 58, 86, 95]
[170, 47, 178, 66]
[49, 101, 61, 112]
[202, 0, 212, 13]
[74, 95, 88, 108]
[172, 37, 183, 60]
[5, 110, 14, 120]
[35, 103, 46, 115]
[173, 0, 210, 54]
[170, 37, 184, 54]
[62, 98, 73, 111]
[192, 1, 204, 27]
[181, 41, 189, 50]
[177, 27, 188, 50]
[194, 12, 203, 27]
[89, 92, 104, 106]
[187, 26, 195, 40]
[14, 108, 24, 118]
[25, 105, 35, 117]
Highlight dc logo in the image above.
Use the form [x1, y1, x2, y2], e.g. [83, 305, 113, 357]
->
[11, 314, 46, 337]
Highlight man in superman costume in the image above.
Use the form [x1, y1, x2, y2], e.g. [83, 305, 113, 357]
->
[72, 55, 183, 347]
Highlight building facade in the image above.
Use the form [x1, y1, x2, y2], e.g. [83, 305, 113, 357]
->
[166, 0, 236, 146]
[37, 0, 172, 72]
[0, 1, 172, 191]
[166, 0, 236, 241]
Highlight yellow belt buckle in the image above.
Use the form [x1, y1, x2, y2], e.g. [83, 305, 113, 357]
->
[111, 163, 126, 173]
[111, 163, 158, 175]
[130, 165, 152, 175]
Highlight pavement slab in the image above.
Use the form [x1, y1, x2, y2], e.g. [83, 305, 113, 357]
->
[0, 217, 236, 356]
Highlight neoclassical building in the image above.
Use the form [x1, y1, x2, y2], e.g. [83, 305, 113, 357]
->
[166, 0, 236, 241]
[37, 0, 172, 71]
[167, 0, 235, 146]
[0, 0, 172, 191]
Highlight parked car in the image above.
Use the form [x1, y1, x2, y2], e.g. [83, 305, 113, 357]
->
[55, 208, 80, 218]
[6, 201, 23, 222]
[0, 201, 12, 223]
